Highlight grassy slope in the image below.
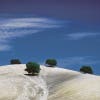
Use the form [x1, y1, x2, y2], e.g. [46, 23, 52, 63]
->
[0, 64, 100, 100]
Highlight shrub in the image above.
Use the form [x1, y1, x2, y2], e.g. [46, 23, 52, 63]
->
[10, 59, 21, 64]
[45, 59, 57, 67]
[80, 66, 93, 74]
[25, 62, 40, 75]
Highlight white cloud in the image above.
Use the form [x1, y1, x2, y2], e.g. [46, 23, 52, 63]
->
[0, 44, 11, 51]
[66, 33, 100, 40]
[1, 18, 58, 28]
[58, 56, 100, 68]
[0, 17, 60, 51]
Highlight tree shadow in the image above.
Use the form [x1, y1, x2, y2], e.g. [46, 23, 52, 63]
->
[24, 73, 39, 76]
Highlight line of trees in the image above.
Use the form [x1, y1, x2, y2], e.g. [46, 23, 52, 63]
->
[10, 59, 93, 76]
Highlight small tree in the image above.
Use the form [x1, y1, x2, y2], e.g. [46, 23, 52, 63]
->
[45, 59, 57, 67]
[25, 62, 40, 75]
[80, 66, 93, 74]
[10, 59, 21, 64]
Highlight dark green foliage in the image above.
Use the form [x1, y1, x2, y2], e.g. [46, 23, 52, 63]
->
[25, 62, 40, 75]
[80, 66, 93, 74]
[45, 59, 57, 67]
[10, 59, 21, 64]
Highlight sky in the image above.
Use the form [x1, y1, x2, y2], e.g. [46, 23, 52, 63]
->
[0, 0, 100, 74]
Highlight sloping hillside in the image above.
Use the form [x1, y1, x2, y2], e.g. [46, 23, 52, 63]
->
[0, 64, 48, 100]
[0, 64, 100, 100]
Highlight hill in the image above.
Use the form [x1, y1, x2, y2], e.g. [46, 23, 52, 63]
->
[0, 64, 100, 100]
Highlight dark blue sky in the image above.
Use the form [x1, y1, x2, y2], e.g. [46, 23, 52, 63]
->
[0, 0, 100, 74]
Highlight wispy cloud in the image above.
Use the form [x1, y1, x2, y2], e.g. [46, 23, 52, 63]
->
[66, 33, 100, 40]
[0, 17, 60, 51]
[0, 44, 11, 51]
[58, 56, 100, 68]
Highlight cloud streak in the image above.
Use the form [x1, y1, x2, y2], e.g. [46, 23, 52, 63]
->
[58, 56, 100, 68]
[66, 33, 100, 40]
[0, 17, 60, 51]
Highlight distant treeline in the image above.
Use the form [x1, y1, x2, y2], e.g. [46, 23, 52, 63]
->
[10, 59, 93, 75]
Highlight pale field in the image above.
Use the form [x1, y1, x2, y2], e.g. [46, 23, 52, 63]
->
[0, 64, 100, 100]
